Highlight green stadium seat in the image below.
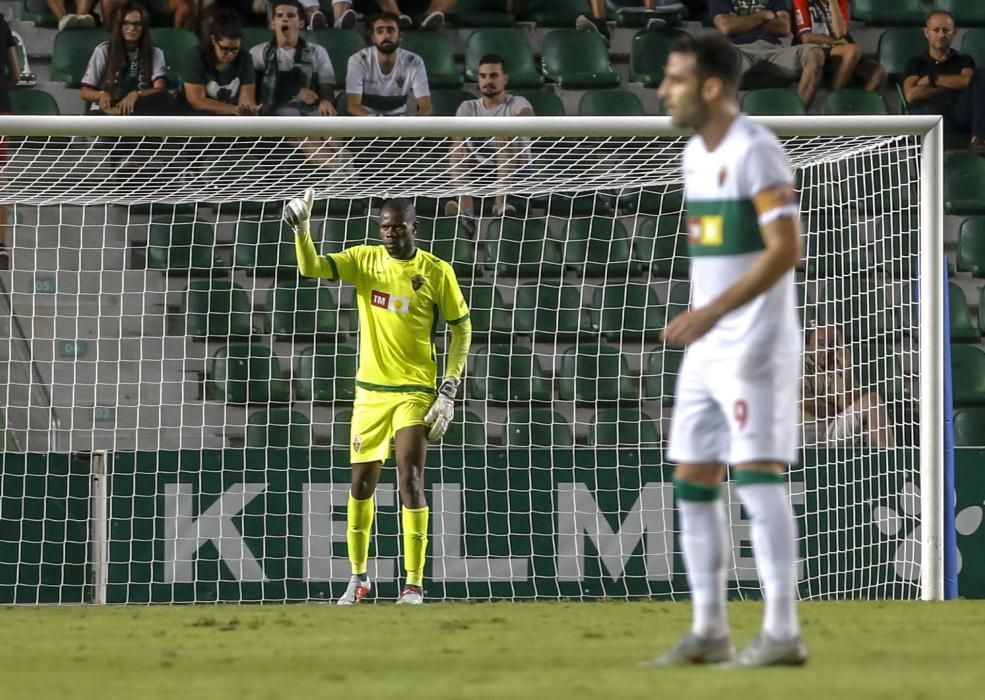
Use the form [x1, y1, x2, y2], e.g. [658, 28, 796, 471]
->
[822, 88, 889, 115]
[978, 287, 985, 335]
[635, 216, 689, 278]
[954, 408, 985, 446]
[183, 280, 253, 339]
[519, 0, 592, 25]
[804, 222, 865, 277]
[513, 282, 590, 339]
[51, 29, 110, 88]
[619, 185, 684, 216]
[666, 281, 690, 324]
[9, 88, 59, 115]
[952, 344, 985, 405]
[644, 348, 684, 405]
[877, 27, 928, 79]
[740, 88, 805, 116]
[147, 217, 226, 277]
[557, 343, 640, 404]
[629, 29, 688, 87]
[469, 344, 553, 403]
[242, 27, 274, 52]
[20, 0, 56, 27]
[293, 343, 358, 404]
[816, 279, 895, 341]
[512, 89, 566, 116]
[417, 218, 477, 279]
[150, 28, 198, 84]
[588, 408, 660, 447]
[465, 29, 542, 87]
[943, 0, 985, 26]
[234, 217, 296, 276]
[577, 89, 645, 116]
[854, 0, 926, 25]
[958, 218, 985, 277]
[264, 280, 339, 340]
[332, 408, 352, 447]
[430, 89, 474, 116]
[950, 283, 979, 341]
[321, 216, 373, 254]
[842, 152, 915, 216]
[961, 28, 985, 67]
[443, 409, 488, 447]
[945, 151, 985, 215]
[246, 409, 311, 448]
[484, 218, 564, 277]
[561, 216, 639, 277]
[206, 343, 291, 404]
[451, 0, 516, 27]
[503, 409, 574, 448]
[306, 29, 365, 87]
[546, 191, 617, 217]
[541, 29, 620, 89]
[591, 282, 666, 341]
[399, 31, 463, 88]
[465, 283, 513, 339]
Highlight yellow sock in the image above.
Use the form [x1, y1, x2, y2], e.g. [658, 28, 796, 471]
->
[346, 493, 374, 576]
[402, 505, 429, 588]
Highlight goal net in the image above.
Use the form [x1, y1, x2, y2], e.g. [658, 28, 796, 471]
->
[0, 116, 943, 605]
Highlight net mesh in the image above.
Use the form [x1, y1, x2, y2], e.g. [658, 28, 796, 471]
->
[0, 129, 924, 603]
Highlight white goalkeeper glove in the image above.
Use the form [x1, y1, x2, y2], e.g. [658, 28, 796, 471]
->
[284, 188, 314, 233]
[424, 378, 460, 441]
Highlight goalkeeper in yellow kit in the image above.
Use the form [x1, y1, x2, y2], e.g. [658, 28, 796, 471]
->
[287, 190, 472, 605]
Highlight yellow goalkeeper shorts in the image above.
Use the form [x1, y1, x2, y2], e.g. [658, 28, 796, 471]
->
[348, 387, 434, 464]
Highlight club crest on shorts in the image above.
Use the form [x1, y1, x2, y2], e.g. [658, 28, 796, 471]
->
[411, 274, 425, 291]
[352, 435, 362, 452]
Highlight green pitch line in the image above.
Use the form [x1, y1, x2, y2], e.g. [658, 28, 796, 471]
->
[1, 600, 982, 700]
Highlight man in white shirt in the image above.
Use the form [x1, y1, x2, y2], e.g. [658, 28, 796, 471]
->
[345, 11, 431, 116]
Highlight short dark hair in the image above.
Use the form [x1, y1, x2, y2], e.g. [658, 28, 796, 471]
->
[478, 53, 507, 72]
[670, 32, 741, 91]
[380, 198, 416, 218]
[210, 11, 243, 41]
[370, 11, 402, 29]
[271, 0, 305, 20]
[926, 9, 955, 24]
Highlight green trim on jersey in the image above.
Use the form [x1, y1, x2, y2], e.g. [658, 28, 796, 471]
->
[355, 380, 437, 395]
[326, 255, 340, 280]
[447, 313, 470, 326]
[686, 199, 764, 257]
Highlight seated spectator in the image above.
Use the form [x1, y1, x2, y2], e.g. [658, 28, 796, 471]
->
[102, 0, 195, 31]
[80, 1, 172, 115]
[903, 10, 985, 153]
[801, 325, 895, 449]
[26, 0, 96, 31]
[575, 1, 687, 43]
[446, 53, 533, 231]
[0, 12, 18, 269]
[251, 0, 336, 116]
[709, 0, 824, 108]
[332, 0, 455, 30]
[793, 0, 886, 92]
[184, 12, 259, 115]
[346, 11, 431, 115]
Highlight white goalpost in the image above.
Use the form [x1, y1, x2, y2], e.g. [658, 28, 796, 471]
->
[0, 115, 944, 604]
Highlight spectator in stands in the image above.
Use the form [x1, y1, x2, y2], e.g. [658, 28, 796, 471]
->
[904, 10, 985, 154]
[709, 0, 825, 108]
[80, 1, 172, 115]
[28, 0, 97, 31]
[801, 325, 895, 449]
[101, 0, 195, 31]
[331, 0, 456, 31]
[575, 1, 686, 43]
[251, 0, 336, 116]
[793, 0, 886, 92]
[184, 12, 259, 115]
[445, 53, 533, 231]
[346, 11, 431, 115]
[0, 13, 18, 269]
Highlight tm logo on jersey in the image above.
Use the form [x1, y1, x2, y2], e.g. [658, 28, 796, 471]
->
[371, 290, 411, 314]
[688, 215, 723, 246]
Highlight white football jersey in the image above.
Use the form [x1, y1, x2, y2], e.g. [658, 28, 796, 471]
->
[682, 114, 801, 357]
[345, 47, 430, 116]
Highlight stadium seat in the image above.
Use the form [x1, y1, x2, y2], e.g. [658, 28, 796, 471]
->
[877, 28, 928, 79]
[519, 0, 592, 25]
[643, 348, 684, 405]
[951, 344, 985, 405]
[234, 217, 296, 276]
[9, 88, 59, 115]
[484, 218, 564, 277]
[804, 223, 866, 277]
[943, 0, 985, 26]
[822, 89, 889, 115]
[465, 283, 514, 339]
[451, 0, 516, 27]
[264, 280, 339, 340]
[443, 409, 488, 447]
[206, 343, 291, 404]
[51, 29, 110, 88]
[977, 287, 985, 339]
[399, 31, 463, 88]
[293, 343, 358, 404]
[740, 88, 806, 116]
[666, 280, 690, 324]
[816, 279, 894, 341]
[306, 29, 365, 87]
[429, 89, 474, 116]
[512, 89, 566, 116]
[321, 216, 373, 254]
[503, 409, 574, 448]
[464, 29, 543, 87]
[961, 28, 985, 67]
[469, 344, 553, 403]
[619, 185, 685, 217]
[242, 27, 274, 52]
[557, 343, 640, 404]
[629, 29, 688, 87]
[513, 282, 590, 339]
[20, 0, 56, 27]
[547, 191, 617, 217]
[150, 28, 198, 84]
[417, 218, 477, 279]
[590, 283, 665, 341]
[945, 151, 985, 214]
[587, 408, 660, 447]
[854, 0, 926, 25]
[954, 408, 985, 446]
[634, 216, 689, 278]
[183, 280, 253, 339]
[147, 218, 226, 277]
[950, 283, 979, 341]
[561, 216, 639, 277]
[246, 409, 310, 448]
[577, 89, 645, 116]
[541, 29, 620, 88]
[958, 217, 985, 276]
[332, 408, 352, 447]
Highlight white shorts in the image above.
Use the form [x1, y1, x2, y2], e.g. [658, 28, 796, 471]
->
[667, 345, 800, 465]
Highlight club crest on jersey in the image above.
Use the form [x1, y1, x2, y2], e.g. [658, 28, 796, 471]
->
[371, 289, 411, 313]
[688, 215, 724, 246]
[411, 274, 425, 291]
[718, 166, 728, 186]
[352, 435, 362, 452]
[396, 75, 406, 89]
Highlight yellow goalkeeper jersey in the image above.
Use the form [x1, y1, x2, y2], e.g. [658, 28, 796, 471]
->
[302, 242, 470, 392]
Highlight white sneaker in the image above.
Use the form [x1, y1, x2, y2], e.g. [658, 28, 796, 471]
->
[421, 11, 445, 31]
[309, 10, 328, 29]
[336, 576, 372, 605]
[58, 14, 79, 31]
[78, 14, 96, 28]
[397, 13, 413, 30]
[335, 8, 357, 29]
[396, 587, 424, 605]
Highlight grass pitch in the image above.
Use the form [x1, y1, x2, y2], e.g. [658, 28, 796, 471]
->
[2, 600, 981, 700]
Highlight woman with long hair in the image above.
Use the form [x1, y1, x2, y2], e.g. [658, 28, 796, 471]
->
[79, 1, 171, 114]
[184, 12, 259, 115]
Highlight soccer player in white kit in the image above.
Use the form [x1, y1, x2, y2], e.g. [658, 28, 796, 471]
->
[645, 33, 808, 668]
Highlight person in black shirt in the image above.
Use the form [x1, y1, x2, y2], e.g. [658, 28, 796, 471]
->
[0, 14, 19, 268]
[184, 12, 258, 115]
[904, 10, 985, 153]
